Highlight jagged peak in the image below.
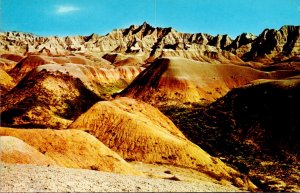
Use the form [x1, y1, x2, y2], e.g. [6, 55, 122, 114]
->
[141, 21, 152, 28]
[84, 33, 100, 41]
[280, 25, 300, 30]
[237, 33, 256, 40]
[3, 31, 38, 38]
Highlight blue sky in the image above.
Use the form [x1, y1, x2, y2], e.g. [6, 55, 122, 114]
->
[1, 0, 299, 38]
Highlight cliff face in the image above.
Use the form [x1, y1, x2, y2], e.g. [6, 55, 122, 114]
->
[241, 26, 300, 62]
[1, 23, 299, 64]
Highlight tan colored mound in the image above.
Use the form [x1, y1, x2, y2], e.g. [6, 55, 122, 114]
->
[35, 63, 144, 96]
[9, 54, 114, 84]
[68, 97, 256, 189]
[120, 57, 293, 106]
[103, 53, 131, 63]
[0, 136, 57, 166]
[0, 127, 139, 175]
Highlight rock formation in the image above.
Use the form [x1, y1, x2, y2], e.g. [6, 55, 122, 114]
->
[1, 23, 299, 64]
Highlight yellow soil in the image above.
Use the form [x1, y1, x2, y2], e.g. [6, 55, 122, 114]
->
[0, 127, 140, 175]
[0, 136, 57, 166]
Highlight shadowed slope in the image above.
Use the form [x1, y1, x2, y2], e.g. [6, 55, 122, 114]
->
[0, 67, 101, 128]
[161, 77, 300, 191]
[0, 136, 57, 166]
[120, 57, 285, 106]
[69, 97, 256, 190]
[9, 55, 51, 83]
[0, 127, 139, 175]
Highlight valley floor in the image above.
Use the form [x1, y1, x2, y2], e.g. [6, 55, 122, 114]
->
[0, 163, 241, 192]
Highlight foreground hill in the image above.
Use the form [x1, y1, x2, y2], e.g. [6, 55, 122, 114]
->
[162, 77, 300, 191]
[69, 97, 256, 190]
[120, 57, 298, 106]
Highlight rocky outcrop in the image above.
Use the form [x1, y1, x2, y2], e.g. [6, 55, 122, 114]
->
[8, 54, 113, 83]
[242, 26, 300, 62]
[1, 23, 298, 64]
[225, 33, 256, 57]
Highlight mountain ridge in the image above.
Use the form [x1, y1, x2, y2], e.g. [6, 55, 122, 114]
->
[1, 23, 299, 64]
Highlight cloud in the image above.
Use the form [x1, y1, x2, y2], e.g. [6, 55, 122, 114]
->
[56, 5, 80, 14]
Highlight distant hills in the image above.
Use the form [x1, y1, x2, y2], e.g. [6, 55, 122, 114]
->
[1, 23, 299, 65]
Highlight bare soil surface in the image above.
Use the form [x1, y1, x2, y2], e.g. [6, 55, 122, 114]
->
[0, 163, 241, 192]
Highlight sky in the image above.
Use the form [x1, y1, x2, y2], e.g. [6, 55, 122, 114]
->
[1, 0, 299, 38]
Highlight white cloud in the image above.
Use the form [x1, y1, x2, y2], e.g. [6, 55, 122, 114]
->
[56, 5, 80, 14]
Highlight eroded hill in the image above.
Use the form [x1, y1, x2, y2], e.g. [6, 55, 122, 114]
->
[120, 57, 298, 106]
[68, 97, 256, 190]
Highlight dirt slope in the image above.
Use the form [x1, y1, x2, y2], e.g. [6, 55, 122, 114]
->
[0, 127, 139, 175]
[0, 136, 57, 166]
